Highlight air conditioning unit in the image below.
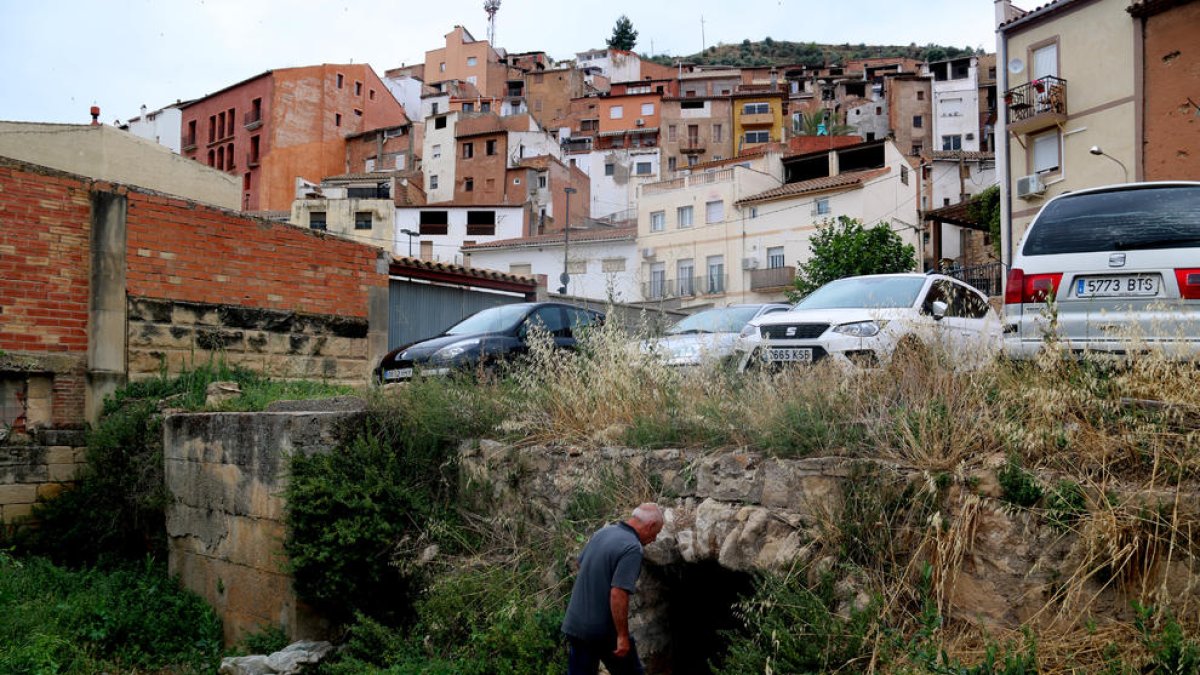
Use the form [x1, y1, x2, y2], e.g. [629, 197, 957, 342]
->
[965, 132, 975, 140]
[641, 247, 656, 258]
[741, 257, 760, 270]
[635, 118, 645, 126]
[1016, 174, 1047, 199]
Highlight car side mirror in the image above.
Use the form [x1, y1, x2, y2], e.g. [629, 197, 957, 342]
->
[931, 300, 948, 321]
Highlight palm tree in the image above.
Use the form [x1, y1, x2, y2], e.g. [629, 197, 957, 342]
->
[794, 111, 855, 136]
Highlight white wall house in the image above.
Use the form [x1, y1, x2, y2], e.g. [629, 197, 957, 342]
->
[383, 74, 424, 118]
[586, 148, 661, 221]
[422, 111, 459, 203]
[121, 104, 184, 153]
[928, 56, 983, 153]
[394, 204, 525, 264]
[575, 49, 641, 84]
[465, 227, 639, 303]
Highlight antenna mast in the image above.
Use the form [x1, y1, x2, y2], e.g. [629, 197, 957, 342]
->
[484, 0, 501, 45]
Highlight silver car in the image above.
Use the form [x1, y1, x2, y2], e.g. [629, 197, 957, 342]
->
[1003, 182, 1200, 359]
[641, 303, 791, 367]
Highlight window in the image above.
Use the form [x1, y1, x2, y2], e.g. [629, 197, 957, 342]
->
[913, 115, 923, 128]
[439, 62, 446, 72]
[667, 125, 676, 142]
[430, 175, 439, 190]
[226, 143, 235, 170]
[635, 162, 652, 176]
[480, 102, 490, 113]
[354, 81, 362, 96]
[354, 108, 362, 117]
[419, 210, 449, 235]
[309, 211, 326, 230]
[706, 255, 725, 294]
[335, 113, 342, 127]
[942, 135, 962, 151]
[677, 259, 695, 296]
[567, 259, 587, 274]
[510, 263, 533, 275]
[354, 211, 372, 230]
[336, 73, 344, 89]
[1032, 42, 1059, 79]
[667, 156, 677, 172]
[602, 258, 626, 273]
[901, 165, 909, 185]
[609, 105, 623, 119]
[580, 119, 598, 131]
[750, 206, 758, 218]
[434, 116, 447, 129]
[604, 163, 615, 176]
[742, 102, 770, 115]
[217, 146, 224, 170]
[875, 106, 882, 115]
[815, 198, 831, 215]
[369, 89, 375, 100]
[744, 130, 770, 144]
[650, 210, 665, 232]
[207, 149, 214, 166]
[767, 246, 785, 269]
[677, 205, 694, 228]
[462, 142, 474, 158]
[462, 102, 474, 113]
[466, 210, 496, 235]
[467, 56, 478, 67]
[432, 144, 442, 158]
[712, 124, 722, 142]
[537, 173, 547, 189]
[649, 262, 667, 299]
[464, 177, 474, 192]
[705, 200, 724, 224]
[243, 172, 251, 190]
[641, 102, 654, 116]
[911, 142, 923, 155]
[208, 115, 216, 142]
[431, 102, 439, 115]
[1031, 129, 1061, 174]
[917, 90, 925, 101]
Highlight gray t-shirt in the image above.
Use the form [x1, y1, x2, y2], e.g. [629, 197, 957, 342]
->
[561, 522, 644, 641]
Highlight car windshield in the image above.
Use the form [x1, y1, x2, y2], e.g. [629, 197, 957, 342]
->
[667, 306, 762, 334]
[444, 304, 531, 336]
[1023, 185, 1200, 255]
[795, 276, 925, 310]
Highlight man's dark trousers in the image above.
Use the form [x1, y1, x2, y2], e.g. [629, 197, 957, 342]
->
[566, 634, 645, 675]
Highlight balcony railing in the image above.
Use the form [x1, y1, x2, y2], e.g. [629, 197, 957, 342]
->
[642, 275, 727, 300]
[749, 265, 795, 292]
[643, 168, 734, 195]
[181, 133, 197, 151]
[679, 136, 705, 153]
[944, 261, 1006, 298]
[1004, 75, 1067, 135]
[740, 112, 775, 126]
[244, 110, 263, 130]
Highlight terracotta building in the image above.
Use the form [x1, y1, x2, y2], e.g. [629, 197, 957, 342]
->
[180, 64, 408, 212]
[1130, 0, 1200, 180]
[424, 25, 512, 98]
[660, 96, 735, 172]
[885, 74, 933, 157]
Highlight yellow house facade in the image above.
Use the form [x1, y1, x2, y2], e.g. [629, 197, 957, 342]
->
[731, 94, 786, 155]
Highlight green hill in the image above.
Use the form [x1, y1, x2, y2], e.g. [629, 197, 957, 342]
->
[645, 39, 982, 68]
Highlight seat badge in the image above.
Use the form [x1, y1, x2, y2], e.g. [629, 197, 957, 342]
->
[786, 327, 797, 337]
[1109, 253, 1126, 268]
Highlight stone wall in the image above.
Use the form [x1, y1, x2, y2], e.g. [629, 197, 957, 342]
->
[128, 297, 370, 384]
[0, 428, 87, 525]
[164, 407, 362, 645]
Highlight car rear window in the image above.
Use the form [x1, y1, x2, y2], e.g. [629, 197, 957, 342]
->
[1022, 185, 1200, 255]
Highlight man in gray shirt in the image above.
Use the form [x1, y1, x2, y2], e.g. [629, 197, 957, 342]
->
[562, 503, 665, 675]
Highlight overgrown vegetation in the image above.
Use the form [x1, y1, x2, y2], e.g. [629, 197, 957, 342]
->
[644, 39, 982, 68]
[788, 216, 918, 298]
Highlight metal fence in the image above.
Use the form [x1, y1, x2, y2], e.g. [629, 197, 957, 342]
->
[945, 261, 1006, 298]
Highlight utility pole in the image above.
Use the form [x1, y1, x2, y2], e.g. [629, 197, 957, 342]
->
[559, 187, 577, 295]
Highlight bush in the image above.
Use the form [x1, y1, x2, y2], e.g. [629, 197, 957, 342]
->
[0, 554, 222, 673]
[998, 455, 1043, 508]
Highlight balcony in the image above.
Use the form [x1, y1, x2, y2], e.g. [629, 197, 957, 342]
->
[244, 110, 263, 131]
[679, 136, 705, 153]
[642, 167, 734, 195]
[181, 133, 197, 152]
[1004, 76, 1067, 135]
[740, 112, 775, 126]
[642, 276, 726, 300]
[749, 265, 795, 292]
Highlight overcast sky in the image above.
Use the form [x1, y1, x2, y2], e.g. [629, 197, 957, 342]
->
[0, 0, 998, 125]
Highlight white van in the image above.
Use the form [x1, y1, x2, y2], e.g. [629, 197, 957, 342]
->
[1003, 182, 1200, 359]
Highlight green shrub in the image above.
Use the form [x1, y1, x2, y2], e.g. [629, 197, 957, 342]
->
[1045, 480, 1088, 530]
[1134, 603, 1200, 673]
[998, 455, 1043, 508]
[0, 554, 222, 673]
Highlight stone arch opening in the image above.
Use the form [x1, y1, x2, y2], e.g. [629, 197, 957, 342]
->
[639, 559, 757, 674]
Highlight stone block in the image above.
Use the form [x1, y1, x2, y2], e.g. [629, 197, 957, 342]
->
[47, 463, 78, 481]
[36, 482, 67, 500]
[2, 503, 34, 522]
[45, 446, 75, 465]
[0, 484, 38, 505]
[696, 452, 762, 503]
[173, 303, 221, 327]
[36, 429, 87, 446]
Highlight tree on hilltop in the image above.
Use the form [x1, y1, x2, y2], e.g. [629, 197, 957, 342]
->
[607, 15, 638, 51]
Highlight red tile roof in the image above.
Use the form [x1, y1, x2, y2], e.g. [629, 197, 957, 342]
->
[787, 135, 864, 155]
[737, 167, 891, 204]
[390, 255, 538, 285]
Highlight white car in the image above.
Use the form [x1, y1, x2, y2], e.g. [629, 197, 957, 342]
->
[1003, 182, 1200, 359]
[737, 273, 1002, 370]
[640, 303, 792, 367]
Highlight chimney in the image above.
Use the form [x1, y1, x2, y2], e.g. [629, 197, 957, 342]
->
[90, 106, 100, 125]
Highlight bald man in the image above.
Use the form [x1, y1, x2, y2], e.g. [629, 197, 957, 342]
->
[561, 503, 664, 675]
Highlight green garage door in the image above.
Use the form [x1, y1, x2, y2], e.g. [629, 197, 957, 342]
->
[388, 279, 525, 350]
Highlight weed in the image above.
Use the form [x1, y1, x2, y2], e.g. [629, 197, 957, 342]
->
[998, 455, 1043, 508]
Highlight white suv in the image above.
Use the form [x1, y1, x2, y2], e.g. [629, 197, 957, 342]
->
[1003, 182, 1200, 359]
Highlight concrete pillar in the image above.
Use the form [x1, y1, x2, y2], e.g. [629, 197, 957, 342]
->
[366, 251, 390, 380]
[86, 191, 128, 424]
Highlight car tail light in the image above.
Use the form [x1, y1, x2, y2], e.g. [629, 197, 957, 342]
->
[1176, 268, 1200, 300]
[1005, 268, 1062, 304]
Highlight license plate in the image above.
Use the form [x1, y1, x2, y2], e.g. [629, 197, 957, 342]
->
[383, 367, 413, 381]
[1075, 275, 1159, 298]
[767, 347, 813, 363]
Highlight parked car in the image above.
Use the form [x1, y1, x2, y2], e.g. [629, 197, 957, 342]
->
[375, 302, 604, 383]
[1004, 181, 1200, 359]
[736, 273, 1001, 370]
[640, 303, 792, 367]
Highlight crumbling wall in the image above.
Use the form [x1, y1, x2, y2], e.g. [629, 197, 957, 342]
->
[0, 428, 86, 525]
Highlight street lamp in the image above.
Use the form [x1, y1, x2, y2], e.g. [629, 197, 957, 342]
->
[400, 228, 418, 257]
[560, 187, 576, 295]
[1089, 146, 1129, 183]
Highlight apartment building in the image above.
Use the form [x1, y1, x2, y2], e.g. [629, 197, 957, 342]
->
[660, 96, 734, 172]
[732, 93, 787, 155]
[424, 25, 511, 98]
[928, 56, 985, 153]
[179, 64, 407, 212]
[395, 203, 526, 264]
[886, 74, 934, 157]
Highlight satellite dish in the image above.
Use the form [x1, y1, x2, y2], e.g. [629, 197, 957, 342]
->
[1007, 58, 1025, 74]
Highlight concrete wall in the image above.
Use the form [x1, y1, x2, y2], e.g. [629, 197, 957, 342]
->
[165, 409, 360, 644]
[0, 122, 240, 210]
